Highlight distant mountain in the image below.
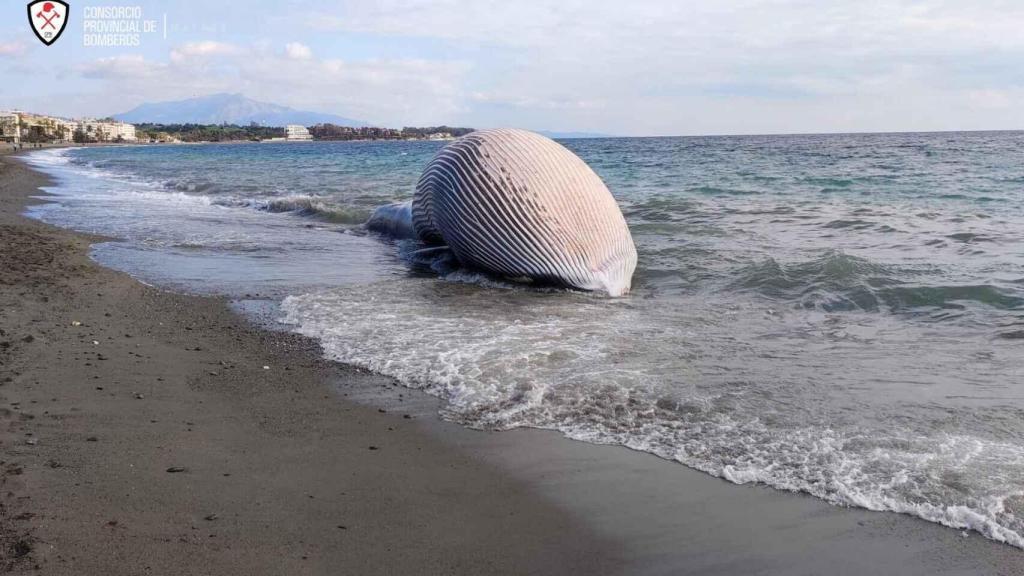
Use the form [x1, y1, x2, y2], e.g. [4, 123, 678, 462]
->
[113, 93, 367, 127]
[537, 130, 614, 139]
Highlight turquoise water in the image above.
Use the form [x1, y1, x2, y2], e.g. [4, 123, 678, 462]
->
[24, 132, 1024, 547]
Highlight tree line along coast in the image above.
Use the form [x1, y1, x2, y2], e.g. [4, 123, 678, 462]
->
[0, 110, 473, 145]
[127, 123, 476, 143]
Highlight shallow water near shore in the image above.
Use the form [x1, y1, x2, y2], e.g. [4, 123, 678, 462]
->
[22, 132, 1024, 547]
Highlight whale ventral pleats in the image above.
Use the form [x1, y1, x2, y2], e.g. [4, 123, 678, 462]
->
[408, 128, 637, 296]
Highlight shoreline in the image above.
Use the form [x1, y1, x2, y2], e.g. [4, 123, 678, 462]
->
[3, 150, 1023, 574]
[0, 152, 618, 574]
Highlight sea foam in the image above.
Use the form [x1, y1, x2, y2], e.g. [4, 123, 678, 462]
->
[281, 276, 1024, 549]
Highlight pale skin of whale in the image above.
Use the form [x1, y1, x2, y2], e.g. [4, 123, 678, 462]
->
[367, 129, 637, 296]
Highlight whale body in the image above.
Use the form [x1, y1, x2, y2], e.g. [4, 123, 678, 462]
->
[367, 128, 637, 296]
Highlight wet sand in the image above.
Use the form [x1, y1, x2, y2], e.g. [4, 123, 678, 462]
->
[2, 150, 1023, 575]
[0, 153, 616, 574]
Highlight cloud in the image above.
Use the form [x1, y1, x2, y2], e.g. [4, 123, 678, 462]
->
[0, 41, 26, 57]
[169, 41, 240, 63]
[967, 89, 1016, 110]
[312, 1, 1024, 54]
[17, 1, 1024, 133]
[238, 54, 468, 123]
[72, 42, 468, 125]
[302, 0, 1024, 133]
[470, 92, 605, 110]
[79, 54, 162, 79]
[284, 42, 312, 60]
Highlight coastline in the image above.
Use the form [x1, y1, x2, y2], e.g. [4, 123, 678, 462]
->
[2, 150, 1023, 575]
[0, 151, 618, 575]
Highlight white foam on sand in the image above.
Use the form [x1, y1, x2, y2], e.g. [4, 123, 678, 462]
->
[280, 277, 1024, 549]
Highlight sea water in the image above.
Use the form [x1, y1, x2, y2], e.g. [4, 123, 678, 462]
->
[23, 132, 1024, 547]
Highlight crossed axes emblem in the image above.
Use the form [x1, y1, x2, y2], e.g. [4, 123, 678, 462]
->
[35, 2, 61, 30]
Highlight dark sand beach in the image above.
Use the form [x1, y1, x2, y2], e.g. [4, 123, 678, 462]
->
[1, 150, 1022, 575]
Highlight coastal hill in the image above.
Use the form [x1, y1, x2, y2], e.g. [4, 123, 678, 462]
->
[113, 93, 367, 127]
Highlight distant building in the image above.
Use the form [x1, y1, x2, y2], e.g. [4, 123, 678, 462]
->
[77, 119, 105, 142]
[0, 112, 19, 144]
[426, 132, 454, 141]
[0, 111, 138, 144]
[285, 124, 313, 141]
[55, 119, 76, 142]
[77, 119, 137, 143]
[106, 121, 137, 142]
[17, 112, 58, 143]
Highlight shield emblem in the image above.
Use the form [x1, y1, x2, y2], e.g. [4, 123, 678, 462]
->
[28, 0, 69, 46]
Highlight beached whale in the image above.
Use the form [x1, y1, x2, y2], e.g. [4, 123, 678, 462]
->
[367, 129, 637, 296]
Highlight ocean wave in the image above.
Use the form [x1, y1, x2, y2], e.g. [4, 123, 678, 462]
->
[29, 150, 375, 226]
[279, 279, 1024, 550]
[21, 147, 73, 168]
[621, 195, 702, 222]
[879, 284, 1024, 311]
[688, 185, 760, 196]
[728, 251, 896, 311]
[259, 195, 369, 224]
[727, 251, 1023, 313]
[822, 219, 875, 230]
[799, 176, 857, 188]
[166, 179, 218, 194]
[947, 232, 996, 243]
[574, 410, 1024, 549]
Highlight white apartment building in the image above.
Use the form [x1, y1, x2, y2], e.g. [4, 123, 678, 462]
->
[55, 119, 76, 142]
[105, 121, 137, 142]
[0, 112, 19, 144]
[78, 119, 137, 142]
[16, 112, 73, 143]
[0, 112, 137, 144]
[285, 124, 313, 141]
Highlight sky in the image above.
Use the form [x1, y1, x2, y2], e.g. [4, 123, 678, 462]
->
[2, 0, 1023, 136]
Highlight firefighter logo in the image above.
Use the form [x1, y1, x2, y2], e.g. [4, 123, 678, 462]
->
[28, 0, 69, 46]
